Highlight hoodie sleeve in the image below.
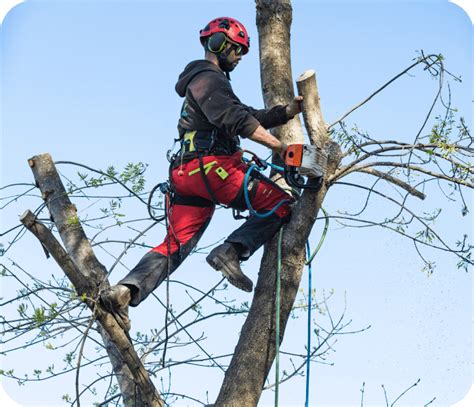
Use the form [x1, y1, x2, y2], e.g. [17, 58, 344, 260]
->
[243, 104, 291, 129]
[187, 71, 261, 138]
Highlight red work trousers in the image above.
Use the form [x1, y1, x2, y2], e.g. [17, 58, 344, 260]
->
[154, 152, 292, 255]
[120, 151, 294, 305]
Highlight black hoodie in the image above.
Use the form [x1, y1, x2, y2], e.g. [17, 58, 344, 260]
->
[175, 60, 290, 142]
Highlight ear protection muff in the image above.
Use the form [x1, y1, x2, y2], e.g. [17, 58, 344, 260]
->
[207, 32, 227, 54]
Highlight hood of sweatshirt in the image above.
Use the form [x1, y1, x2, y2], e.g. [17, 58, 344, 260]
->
[175, 60, 224, 97]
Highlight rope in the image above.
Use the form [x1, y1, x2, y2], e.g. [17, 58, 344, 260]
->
[305, 208, 329, 265]
[304, 208, 329, 407]
[305, 240, 312, 407]
[239, 152, 329, 406]
[273, 208, 329, 407]
[275, 227, 283, 407]
[147, 182, 167, 222]
[161, 192, 172, 367]
[243, 163, 291, 218]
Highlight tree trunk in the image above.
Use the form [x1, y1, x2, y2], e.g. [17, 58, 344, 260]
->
[21, 154, 164, 407]
[20, 2, 342, 405]
[214, 1, 341, 406]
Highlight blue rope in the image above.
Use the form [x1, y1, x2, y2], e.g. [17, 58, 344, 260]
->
[242, 154, 285, 173]
[241, 152, 326, 407]
[275, 228, 283, 407]
[303, 208, 329, 406]
[305, 241, 312, 407]
[243, 163, 290, 218]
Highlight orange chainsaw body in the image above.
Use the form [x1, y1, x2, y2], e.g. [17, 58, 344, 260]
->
[285, 144, 327, 179]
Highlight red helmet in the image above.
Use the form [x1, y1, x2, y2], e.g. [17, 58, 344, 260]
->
[200, 17, 250, 55]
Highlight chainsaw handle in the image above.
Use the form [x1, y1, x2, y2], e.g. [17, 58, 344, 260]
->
[284, 168, 323, 191]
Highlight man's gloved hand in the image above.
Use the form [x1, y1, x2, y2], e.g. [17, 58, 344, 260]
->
[286, 95, 304, 118]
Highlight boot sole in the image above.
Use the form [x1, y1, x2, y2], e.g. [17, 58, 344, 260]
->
[206, 255, 253, 292]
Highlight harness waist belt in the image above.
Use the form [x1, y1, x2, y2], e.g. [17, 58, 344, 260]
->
[180, 130, 240, 156]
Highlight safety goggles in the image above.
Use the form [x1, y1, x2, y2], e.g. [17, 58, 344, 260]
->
[227, 41, 242, 56]
[233, 44, 242, 56]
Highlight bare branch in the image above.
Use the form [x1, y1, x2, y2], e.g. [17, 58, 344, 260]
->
[391, 378, 420, 406]
[74, 315, 97, 407]
[333, 161, 473, 188]
[329, 54, 446, 128]
[20, 211, 90, 291]
[355, 168, 426, 200]
[23, 154, 164, 406]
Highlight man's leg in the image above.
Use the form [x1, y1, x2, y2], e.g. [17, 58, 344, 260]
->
[171, 153, 295, 292]
[206, 165, 295, 290]
[163, 154, 264, 292]
[100, 202, 214, 330]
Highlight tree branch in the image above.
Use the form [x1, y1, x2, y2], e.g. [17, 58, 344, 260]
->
[334, 161, 473, 188]
[354, 168, 426, 200]
[23, 154, 164, 407]
[296, 69, 328, 147]
[215, 2, 341, 405]
[328, 54, 444, 129]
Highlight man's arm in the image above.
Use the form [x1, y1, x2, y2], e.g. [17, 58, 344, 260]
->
[190, 72, 261, 138]
[247, 96, 304, 159]
[244, 96, 304, 129]
[248, 125, 287, 159]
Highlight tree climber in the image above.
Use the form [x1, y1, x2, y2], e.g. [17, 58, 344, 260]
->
[100, 17, 303, 331]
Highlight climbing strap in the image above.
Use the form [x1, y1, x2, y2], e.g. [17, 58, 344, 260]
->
[303, 208, 329, 407]
[274, 208, 329, 407]
[305, 240, 312, 407]
[197, 154, 221, 205]
[275, 227, 283, 407]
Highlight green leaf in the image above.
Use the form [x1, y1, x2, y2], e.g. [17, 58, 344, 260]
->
[33, 306, 46, 325]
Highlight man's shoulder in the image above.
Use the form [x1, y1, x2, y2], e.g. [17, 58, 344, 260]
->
[176, 60, 227, 96]
[188, 67, 231, 95]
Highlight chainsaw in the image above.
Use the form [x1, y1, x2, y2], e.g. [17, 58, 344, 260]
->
[284, 144, 327, 190]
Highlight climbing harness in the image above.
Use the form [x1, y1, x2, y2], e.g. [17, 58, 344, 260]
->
[239, 147, 326, 219]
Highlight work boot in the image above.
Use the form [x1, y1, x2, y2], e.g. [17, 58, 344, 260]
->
[206, 243, 253, 292]
[100, 284, 132, 331]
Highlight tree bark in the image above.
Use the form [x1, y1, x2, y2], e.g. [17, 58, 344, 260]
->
[215, 1, 341, 406]
[21, 2, 342, 405]
[22, 154, 164, 407]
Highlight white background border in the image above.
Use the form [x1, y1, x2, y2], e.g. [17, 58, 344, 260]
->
[0, 0, 472, 405]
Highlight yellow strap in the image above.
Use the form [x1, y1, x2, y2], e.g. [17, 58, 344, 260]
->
[183, 131, 197, 152]
[188, 160, 218, 176]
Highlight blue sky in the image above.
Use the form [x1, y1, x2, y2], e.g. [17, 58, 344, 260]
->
[1, 0, 473, 406]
